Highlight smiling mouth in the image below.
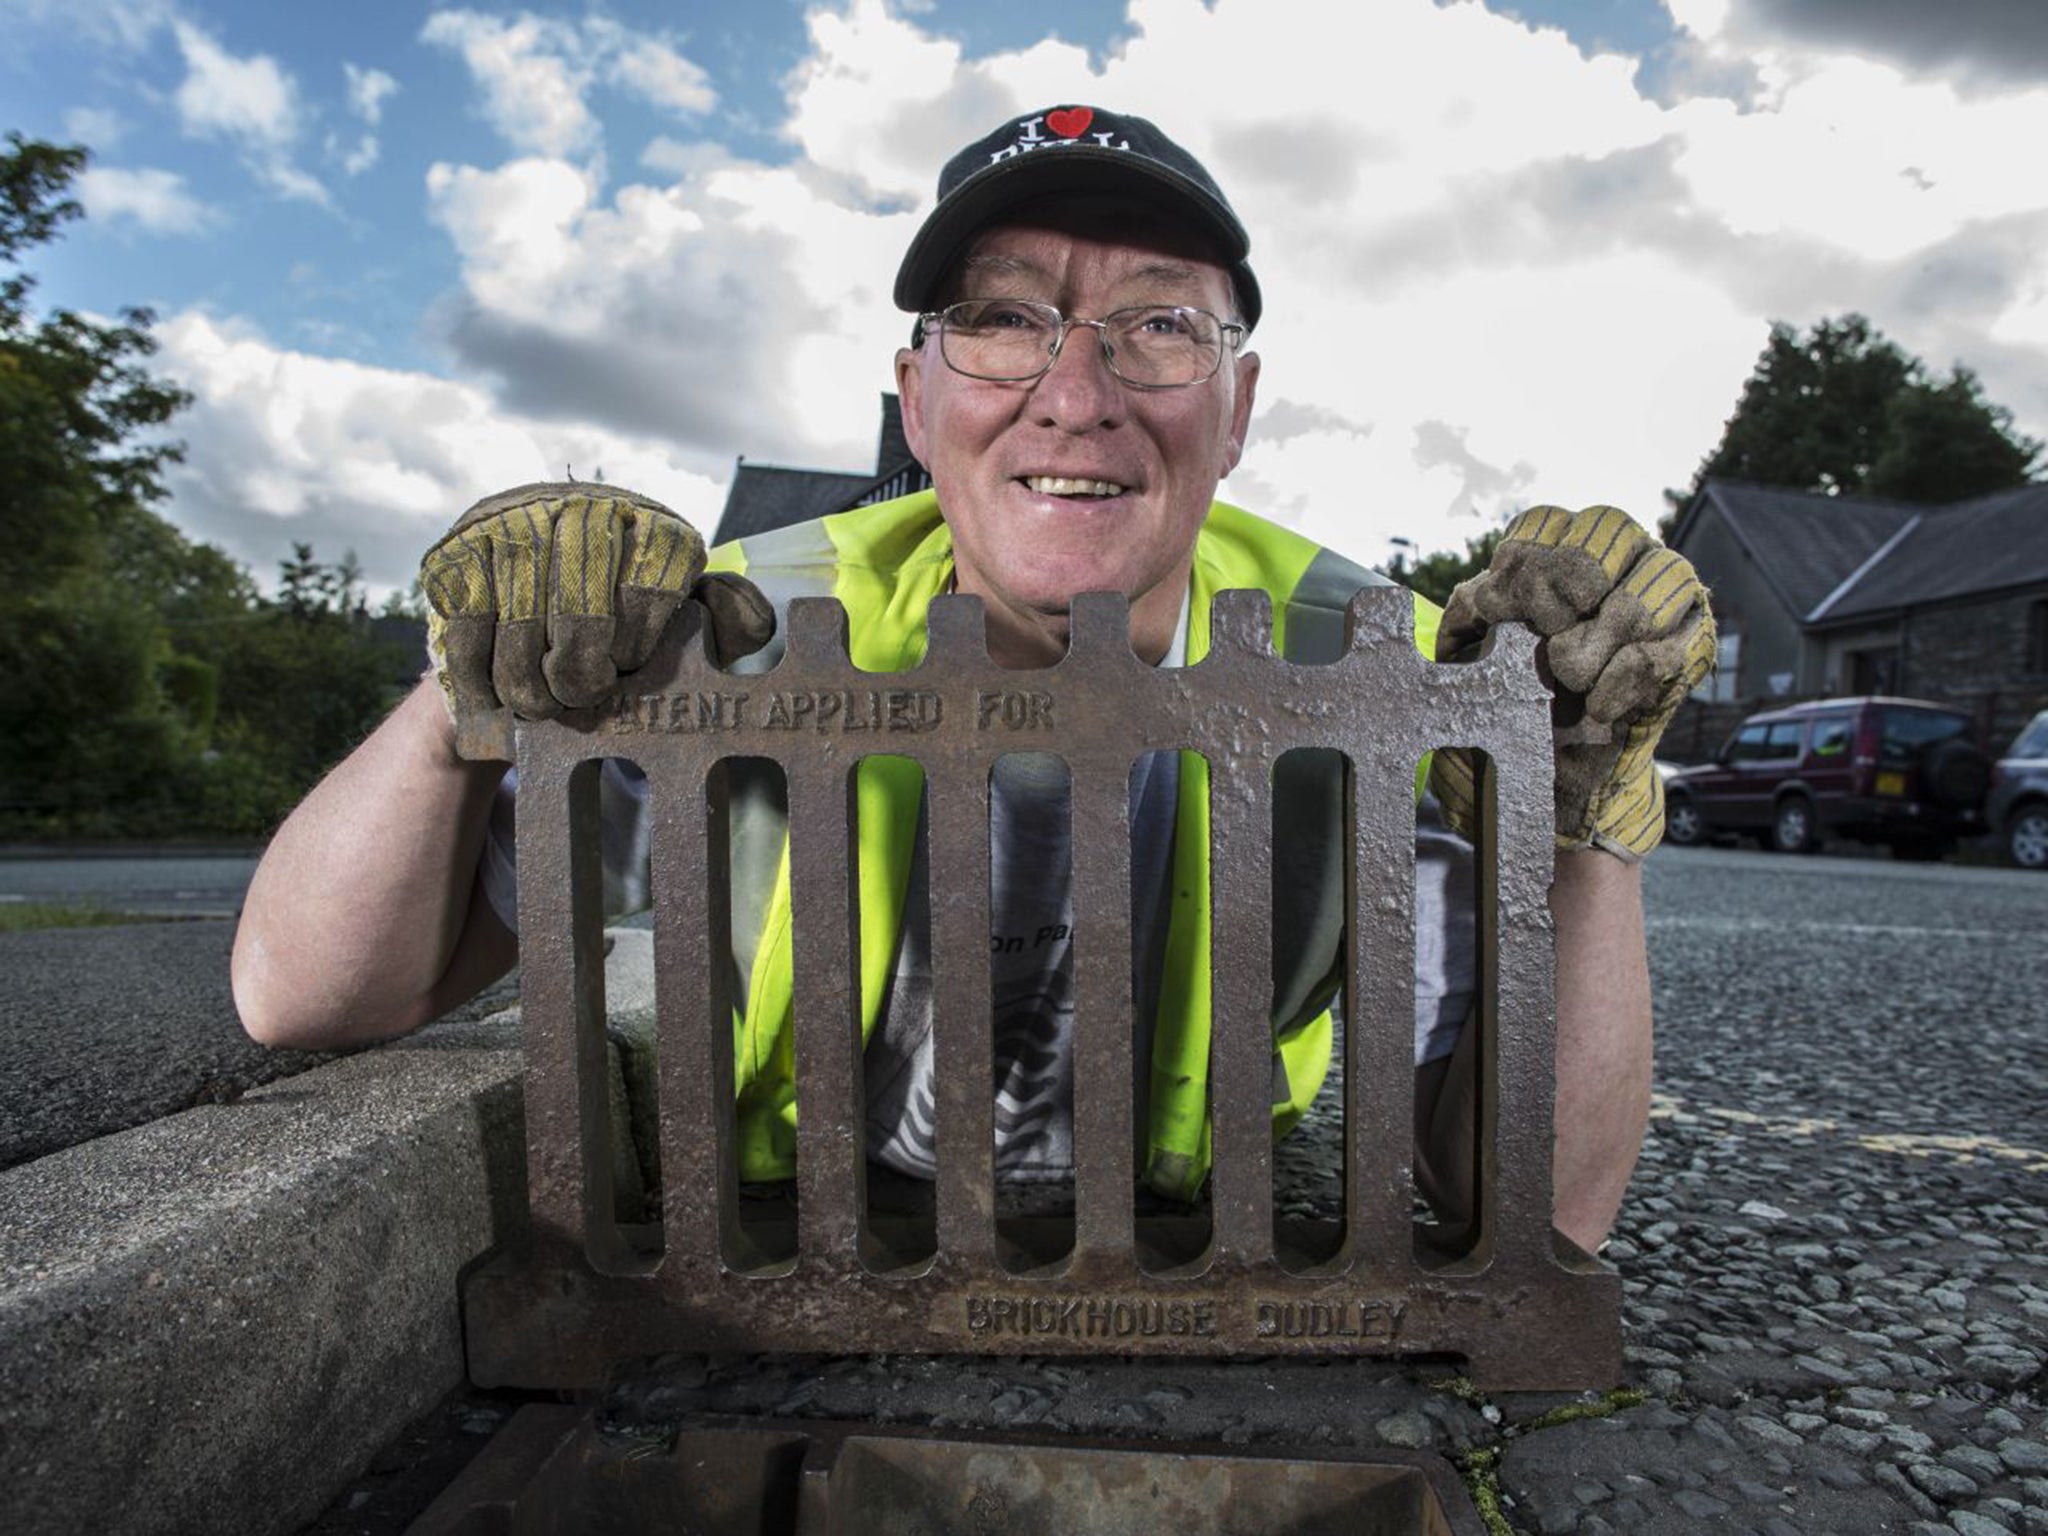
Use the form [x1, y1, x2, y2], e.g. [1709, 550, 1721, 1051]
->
[1022, 475, 1128, 498]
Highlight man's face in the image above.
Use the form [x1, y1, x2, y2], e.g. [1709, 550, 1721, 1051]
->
[896, 202, 1259, 665]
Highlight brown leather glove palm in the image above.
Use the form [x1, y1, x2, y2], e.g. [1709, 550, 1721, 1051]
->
[1430, 505, 1716, 859]
[421, 482, 772, 725]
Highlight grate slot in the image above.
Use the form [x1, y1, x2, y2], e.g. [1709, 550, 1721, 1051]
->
[1063, 755, 1135, 1277]
[1484, 742, 1564, 1265]
[928, 765, 996, 1271]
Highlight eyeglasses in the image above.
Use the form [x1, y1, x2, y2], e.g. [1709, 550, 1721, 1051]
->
[916, 299, 1246, 390]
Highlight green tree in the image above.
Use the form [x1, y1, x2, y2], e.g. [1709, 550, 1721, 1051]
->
[1673, 314, 2041, 530]
[1866, 368, 2039, 503]
[210, 545, 406, 796]
[1389, 528, 1505, 608]
[0, 137, 194, 575]
[0, 135, 408, 838]
[0, 134, 206, 830]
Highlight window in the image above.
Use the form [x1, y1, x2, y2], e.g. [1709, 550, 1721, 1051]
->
[1726, 723, 1771, 762]
[1695, 628, 1741, 702]
[1879, 708, 1970, 767]
[1762, 722, 1804, 759]
[1808, 716, 1853, 758]
[2029, 600, 2048, 674]
[2014, 713, 2048, 759]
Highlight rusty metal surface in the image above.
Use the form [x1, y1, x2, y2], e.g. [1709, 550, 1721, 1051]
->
[460, 589, 1620, 1391]
[404, 1406, 1489, 1536]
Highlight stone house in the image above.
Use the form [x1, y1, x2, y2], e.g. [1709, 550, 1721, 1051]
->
[1667, 479, 2048, 755]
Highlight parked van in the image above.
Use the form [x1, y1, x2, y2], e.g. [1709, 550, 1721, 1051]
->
[1662, 697, 1989, 859]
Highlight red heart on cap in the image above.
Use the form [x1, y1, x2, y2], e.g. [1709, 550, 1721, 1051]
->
[1047, 106, 1094, 139]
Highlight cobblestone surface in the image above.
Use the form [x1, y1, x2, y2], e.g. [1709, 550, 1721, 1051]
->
[1497, 849, 2047, 1534]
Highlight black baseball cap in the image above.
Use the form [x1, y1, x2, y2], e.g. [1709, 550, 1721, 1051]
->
[893, 104, 1262, 331]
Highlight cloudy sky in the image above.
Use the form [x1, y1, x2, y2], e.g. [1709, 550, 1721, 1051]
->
[11, 0, 2048, 598]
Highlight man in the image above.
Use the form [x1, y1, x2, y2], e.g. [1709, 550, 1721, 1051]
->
[233, 106, 1707, 1254]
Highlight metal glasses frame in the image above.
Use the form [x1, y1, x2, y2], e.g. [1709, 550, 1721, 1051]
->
[915, 299, 1247, 389]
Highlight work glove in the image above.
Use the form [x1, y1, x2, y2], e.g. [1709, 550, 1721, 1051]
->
[1429, 505, 1715, 860]
[420, 482, 773, 724]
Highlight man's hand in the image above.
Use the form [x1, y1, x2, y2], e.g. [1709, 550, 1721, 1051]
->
[421, 482, 773, 723]
[1430, 505, 1715, 859]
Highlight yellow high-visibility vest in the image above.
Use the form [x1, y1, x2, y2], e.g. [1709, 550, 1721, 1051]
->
[707, 490, 1441, 1199]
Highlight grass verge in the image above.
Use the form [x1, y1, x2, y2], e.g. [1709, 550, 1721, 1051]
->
[0, 900, 172, 932]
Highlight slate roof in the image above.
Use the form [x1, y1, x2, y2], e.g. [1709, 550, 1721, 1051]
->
[1679, 478, 2048, 627]
[711, 465, 877, 545]
[710, 394, 928, 546]
[1818, 481, 2048, 621]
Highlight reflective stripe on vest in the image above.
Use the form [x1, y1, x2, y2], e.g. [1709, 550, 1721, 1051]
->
[705, 490, 1442, 1194]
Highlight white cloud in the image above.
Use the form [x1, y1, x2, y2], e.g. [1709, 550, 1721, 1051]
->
[422, 148, 906, 472]
[420, 9, 717, 162]
[344, 62, 398, 125]
[421, 11, 599, 160]
[76, 166, 215, 235]
[171, 20, 327, 204]
[15, 0, 175, 51]
[1663, 0, 1731, 40]
[174, 21, 296, 145]
[151, 0, 2048, 591]
[63, 107, 126, 150]
[154, 310, 730, 597]
[1667, 56, 2048, 259]
[595, 22, 715, 117]
[335, 62, 399, 175]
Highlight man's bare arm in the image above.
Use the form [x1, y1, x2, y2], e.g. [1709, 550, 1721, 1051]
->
[1547, 848, 1653, 1252]
[232, 678, 516, 1050]
[1414, 848, 1653, 1256]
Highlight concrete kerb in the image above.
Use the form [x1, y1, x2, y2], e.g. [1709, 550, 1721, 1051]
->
[0, 931, 668, 1536]
[0, 1021, 527, 1536]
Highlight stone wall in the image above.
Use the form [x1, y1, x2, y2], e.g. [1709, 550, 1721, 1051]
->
[1897, 586, 2048, 749]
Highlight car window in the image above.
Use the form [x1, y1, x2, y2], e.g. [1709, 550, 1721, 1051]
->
[1727, 723, 1771, 762]
[1880, 708, 1970, 766]
[1808, 716, 1854, 758]
[2011, 714, 2048, 759]
[1763, 722, 1804, 759]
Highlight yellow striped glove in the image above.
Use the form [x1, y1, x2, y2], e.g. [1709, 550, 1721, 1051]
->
[420, 482, 772, 723]
[1429, 505, 1716, 859]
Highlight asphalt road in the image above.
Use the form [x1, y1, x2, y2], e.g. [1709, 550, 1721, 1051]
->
[0, 852, 259, 918]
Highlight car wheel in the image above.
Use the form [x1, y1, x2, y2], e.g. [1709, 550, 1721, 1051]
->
[1663, 795, 1705, 847]
[1771, 795, 1817, 854]
[2008, 803, 2048, 870]
[1922, 739, 1992, 810]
